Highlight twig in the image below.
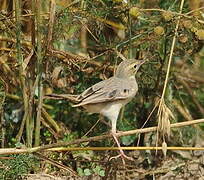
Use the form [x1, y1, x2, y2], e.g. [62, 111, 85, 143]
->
[0, 89, 6, 148]
[141, 7, 204, 20]
[0, 36, 114, 80]
[0, 36, 32, 48]
[42, 108, 60, 133]
[82, 117, 101, 137]
[137, 100, 160, 146]
[157, 0, 185, 144]
[34, 0, 43, 147]
[41, 117, 59, 139]
[34, 152, 78, 177]
[186, 7, 204, 15]
[172, 99, 193, 121]
[5, 93, 53, 110]
[178, 78, 204, 116]
[46, 146, 204, 151]
[15, 0, 32, 147]
[46, 0, 56, 51]
[178, 72, 204, 84]
[158, 0, 185, 110]
[0, 118, 204, 155]
[16, 110, 28, 142]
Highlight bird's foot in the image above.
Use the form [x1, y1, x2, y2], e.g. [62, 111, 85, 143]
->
[110, 131, 134, 165]
[109, 149, 134, 165]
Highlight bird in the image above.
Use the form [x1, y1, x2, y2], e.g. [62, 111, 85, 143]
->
[46, 59, 145, 163]
[72, 59, 146, 163]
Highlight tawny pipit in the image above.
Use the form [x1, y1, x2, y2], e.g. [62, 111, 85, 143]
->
[73, 59, 145, 162]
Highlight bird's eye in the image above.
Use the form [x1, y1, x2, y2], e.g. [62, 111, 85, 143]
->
[123, 89, 129, 93]
[134, 64, 137, 68]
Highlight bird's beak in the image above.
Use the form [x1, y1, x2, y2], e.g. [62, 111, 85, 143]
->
[134, 59, 146, 72]
[138, 59, 146, 66]
[136, 60, 146, 70]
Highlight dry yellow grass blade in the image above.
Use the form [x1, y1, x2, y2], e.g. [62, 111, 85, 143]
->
[157, 99, 174, 139]
[156, 0, 185, 156]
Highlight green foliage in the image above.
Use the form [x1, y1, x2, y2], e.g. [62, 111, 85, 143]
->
[0, 154, 39, 180]
[63, 132, 78, 142]
[77, 164, 105, 177]
[0, 0, 204, 178]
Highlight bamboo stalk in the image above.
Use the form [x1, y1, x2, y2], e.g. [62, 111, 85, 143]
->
[15, 0, 32, 147]
[0, 91, 6, 148]
[34, 0, 43, 147]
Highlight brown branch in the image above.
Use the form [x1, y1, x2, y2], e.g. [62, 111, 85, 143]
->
[2, 146, 204, 156]
[172, 99, 193, 121]
[0, 36, 32, 48]
[0, 35, 113, 71]
[46, 0, 56, 51]
[178, 77, 204, 116]
[48, 48, 114, 71]
[0, 90, 6, 148]
[181, 71, 204, 83]
[0, 118, 204, 155]
[34, 152, 78, 177]
[42, 108, 60, 133]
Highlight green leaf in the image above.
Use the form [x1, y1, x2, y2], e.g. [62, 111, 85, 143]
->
[77, 168, 84, 177]
[84, 168, 92, 176]
[121, 135, 136, 146]
[99, 170, 105, 177]
[93, 165, 99, 173]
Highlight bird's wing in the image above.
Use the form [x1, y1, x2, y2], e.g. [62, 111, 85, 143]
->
[73, 77, 137, 107]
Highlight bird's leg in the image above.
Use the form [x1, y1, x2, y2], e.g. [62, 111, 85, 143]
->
[109, 119, 134, 163]
[110, 131, 134, 163]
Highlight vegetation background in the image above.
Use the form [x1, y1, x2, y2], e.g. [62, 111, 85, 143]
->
[0, 0, 204, 179]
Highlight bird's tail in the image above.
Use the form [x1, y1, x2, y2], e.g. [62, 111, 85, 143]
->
[45, 93, 79, 102]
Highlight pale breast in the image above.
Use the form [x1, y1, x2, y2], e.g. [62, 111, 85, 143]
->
[82, 77, 138, 116]
[83, 97, 132, 116]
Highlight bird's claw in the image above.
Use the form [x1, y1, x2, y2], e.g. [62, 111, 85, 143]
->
[109, 150, 134, 165]
[110, 131, 134, 164]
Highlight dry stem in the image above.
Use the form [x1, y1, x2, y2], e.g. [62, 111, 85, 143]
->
[157, 0, 185, 145]
[0, 118, 204, 155]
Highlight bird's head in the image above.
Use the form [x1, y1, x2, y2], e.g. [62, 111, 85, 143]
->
[115, 59, 146, 78]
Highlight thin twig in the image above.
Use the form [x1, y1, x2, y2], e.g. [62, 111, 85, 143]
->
[141, 7, 204, 19]
[46, 0, 56, 51]
[15, 0, 32, 146]
[0, 118, 203, 155]
[137, 100, 160, 146]
[34, 152, 78, 177]
[82, 117, 101, 137]
[178, 78, 204, 116]
[2, 144, 204, 155]
[157, 0, 185, 145]
[0, 89, 6, 148]
[47, 146, 204, 151]
[172, 99, 193, 121]
[186, 7, 204, 15]
[34, 0, 43, 147]
[158, 0, 185, 109]
[42, 108, 60, 133]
